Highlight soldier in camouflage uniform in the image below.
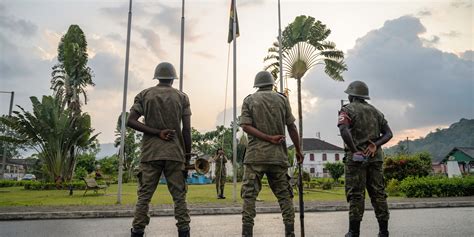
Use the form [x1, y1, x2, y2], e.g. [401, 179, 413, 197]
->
[240, 71, 303, 237]
[212, 148, 228, 199]
[127, 62, 192, 237]
[337, 81, 393, 237]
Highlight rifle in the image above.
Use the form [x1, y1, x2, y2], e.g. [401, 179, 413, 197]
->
[298, 163, 305, 237]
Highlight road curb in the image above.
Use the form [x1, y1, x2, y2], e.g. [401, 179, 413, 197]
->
[1, 201, 473, 221]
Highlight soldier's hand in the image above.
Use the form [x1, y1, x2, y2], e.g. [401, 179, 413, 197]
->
[268, 135, 285, 144]
[159, 129, 176, 141]
[296, 150, 304, 164]
[364, 141, 377, 157]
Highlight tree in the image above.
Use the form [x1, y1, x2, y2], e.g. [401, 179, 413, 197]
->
[324, 162, 345, 183]
[51, 25, 94, 114]
[0, 96, 98, 182]
[114, 112, 142, 183]
[264, 15, 347, 146]
[0, 117, 24, 160]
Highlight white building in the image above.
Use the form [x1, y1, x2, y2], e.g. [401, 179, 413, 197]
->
[290, 138, 345, 178]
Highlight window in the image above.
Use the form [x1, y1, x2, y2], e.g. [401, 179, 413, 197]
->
[335, 153, 340, 161]
[310, 153, 315, 161]
[322, 153, 327, 161]
[310, 168, 315, 173]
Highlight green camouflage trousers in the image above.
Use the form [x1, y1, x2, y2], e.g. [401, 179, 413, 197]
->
[215, 164, 226, 196]
[132, 160, 190, 231]
[241, 164, 294, 226]
[345, 160, 389, 222]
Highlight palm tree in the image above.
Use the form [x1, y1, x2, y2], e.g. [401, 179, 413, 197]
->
[51, 25, 94, 114]
[264, 15, 347, 148]
[0, 96, 98, 182]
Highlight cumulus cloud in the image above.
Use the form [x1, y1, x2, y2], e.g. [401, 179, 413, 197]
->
[134, 27, 167, 58]
[417, 9, 432, 17]
[0, 5, 37, 37]
[441, 30, 461, 38]
[460, 50, 473, 61]
[300, 15, 473, 145]
[450, 0, 472, 8]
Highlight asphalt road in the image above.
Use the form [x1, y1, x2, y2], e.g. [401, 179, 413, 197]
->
[1, 207, 473, 237]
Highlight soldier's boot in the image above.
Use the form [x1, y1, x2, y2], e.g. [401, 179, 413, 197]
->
[130, 228, 144, 237]
[344, 221, 360, 237]
[378, 220, 389, 237]
[178, 228, 190, 237]
[285, 223, 295, 237]
[242, 224, 253, 237]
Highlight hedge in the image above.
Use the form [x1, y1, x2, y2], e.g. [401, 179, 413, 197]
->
[24, 181, 88, 190]
[0, 180, 36, 188]
[400, 176, 474, 198]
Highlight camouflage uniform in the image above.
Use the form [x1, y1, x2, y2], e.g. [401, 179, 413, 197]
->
[338, 100, 390, 223]
[214, 154, 227, 197]
[130, 85, 191, 232]
[240, 87, 295, 227]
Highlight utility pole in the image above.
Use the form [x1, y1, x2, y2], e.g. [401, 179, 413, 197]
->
[179, 0, 185, 92]
[0, 91, 14, 180]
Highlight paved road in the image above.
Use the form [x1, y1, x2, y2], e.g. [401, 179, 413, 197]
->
[1, 207, 473, 237]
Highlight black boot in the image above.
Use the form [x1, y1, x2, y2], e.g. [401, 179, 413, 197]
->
[242, 224, 253, 237]
[178, 228, 190, 237]
[130, 228, 144, 237]
[378, 220, 389, 237]
[285, 223, 295, 237]
[345, 220, 360, 237]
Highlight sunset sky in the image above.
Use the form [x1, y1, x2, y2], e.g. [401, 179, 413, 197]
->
[1, 0, 472, 151]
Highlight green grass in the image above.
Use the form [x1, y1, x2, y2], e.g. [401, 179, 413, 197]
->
[0, 182, 347, 207]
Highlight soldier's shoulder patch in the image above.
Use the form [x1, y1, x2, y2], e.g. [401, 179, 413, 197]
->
[337, 110, 351, 126]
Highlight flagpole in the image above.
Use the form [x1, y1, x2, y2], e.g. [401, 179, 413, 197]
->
[278, 0, 284, 92]
[179, 0, 185, 92]
[232, 0, 238, 203]
[118, 0, 133, 204]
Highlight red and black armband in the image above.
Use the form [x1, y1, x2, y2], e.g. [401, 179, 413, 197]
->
[337, 110, 351, 126]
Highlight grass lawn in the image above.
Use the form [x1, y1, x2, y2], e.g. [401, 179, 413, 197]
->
[0, 182, 348, 207]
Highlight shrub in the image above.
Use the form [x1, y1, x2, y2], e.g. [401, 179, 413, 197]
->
[386, 178, 400, 196]
[383, 152, 432, 181]
[24, 181, 87, 190]
[0, 180, 36, 187]
[324, 162, 344, 183]
[321, 181, 333, 190]
[400, 176, 474, 198]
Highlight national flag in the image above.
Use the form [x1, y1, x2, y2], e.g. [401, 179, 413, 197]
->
[227, 0, 240, 43]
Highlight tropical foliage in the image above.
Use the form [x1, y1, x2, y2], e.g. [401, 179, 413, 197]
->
[114, 112, 142, 183]
[383, 152, 432, 181]
[264, 15, 347, 145]
[51, 24, 94, 113]
[0, 96, 97, 182]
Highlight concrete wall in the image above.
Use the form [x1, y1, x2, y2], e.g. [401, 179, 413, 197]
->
[302, 150, 345, 178]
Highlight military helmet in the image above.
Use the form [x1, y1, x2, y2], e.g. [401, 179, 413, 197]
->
[254, 71, 275, 88]
[153, 62, 178, 80]
[344, 81, 370, 99]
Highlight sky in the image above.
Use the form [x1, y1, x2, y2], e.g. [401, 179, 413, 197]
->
[0, 0, 473, 152]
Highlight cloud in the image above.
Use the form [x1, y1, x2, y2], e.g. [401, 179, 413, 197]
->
[99, 3, 148, 24]
[134, 27, 167, 58]
[421, 35, 440, 47]
[0, 10, 38, 37]
[441, 30, 461, 38]
[460, 50, 473, 61]
[149, 4, 202, 42]
[300, 15, 474, 145]
[450, 0, 472, 8]
[417, 9, 432, 17]
[240, 0, 265, 8]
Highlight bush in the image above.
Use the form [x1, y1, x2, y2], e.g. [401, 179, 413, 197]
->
[386, 178, 401, 196]
[400, 176, 474, 198]
[0, 180, 36, 188]
[321, 181, 333, 190]
[383, 152, 432, 181]
[24, 181, 87, 190]
[324, 162, 344, 183]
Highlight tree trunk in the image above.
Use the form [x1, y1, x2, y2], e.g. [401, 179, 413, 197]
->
[297, 77, 303, 152]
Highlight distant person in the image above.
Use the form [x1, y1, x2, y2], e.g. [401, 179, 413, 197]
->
[337, 81, 393, 237]
[211, 147, 228, 199]
[127, 62, 192, 237]
[239, 71, 303, 237]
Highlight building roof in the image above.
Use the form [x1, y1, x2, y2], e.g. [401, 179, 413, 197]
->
[288, 138, 343, 151]
[443, 147, 474, 163]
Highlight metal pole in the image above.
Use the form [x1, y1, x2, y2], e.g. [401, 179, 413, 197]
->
[0, 91, 14, 180]
[232, 0, 238, 203]
[118, 0, 133, 204]
[179, 0, 185, 92]
[278, 0, 284, 92]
